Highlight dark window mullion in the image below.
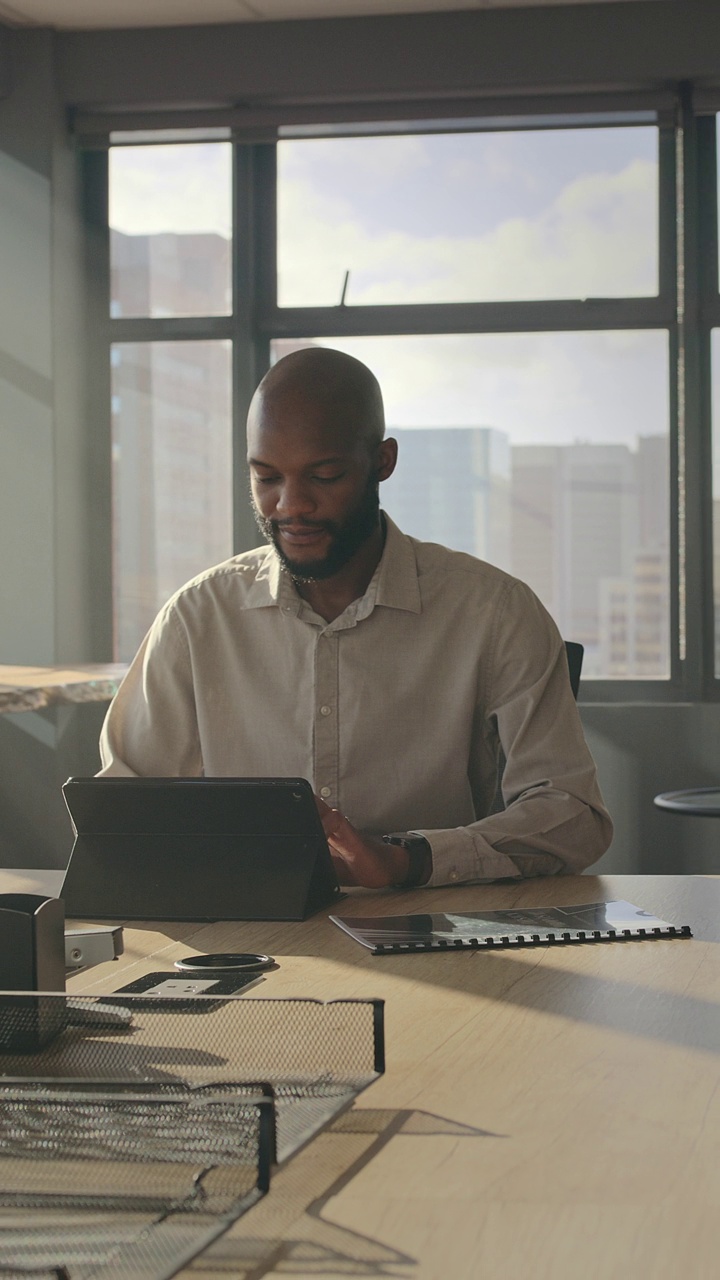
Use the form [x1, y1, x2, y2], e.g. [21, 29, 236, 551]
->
[250, 142, 275, 386]
[577, 679, 697, 704]
[233, 143, 268, 554]
[84, 148, 114, 660]
[231, 142, 277, 554]
[677, 88, 711, 697]
[259, 298, 673, 341]
[107, 316, 235, 343]
[696, 114, 719, 689]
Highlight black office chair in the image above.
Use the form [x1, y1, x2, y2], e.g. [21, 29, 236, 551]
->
[564, 641, 584, 700]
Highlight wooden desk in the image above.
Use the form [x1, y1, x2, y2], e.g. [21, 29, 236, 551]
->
[0, 664, 127, 715]
[52, 874, 719, 1279]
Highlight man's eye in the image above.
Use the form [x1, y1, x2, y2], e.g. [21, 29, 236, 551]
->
[256, 475, 280, 485]
[312, 473, 345, 484]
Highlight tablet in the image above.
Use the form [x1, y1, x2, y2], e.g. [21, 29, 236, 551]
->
[61, 776, 341, 922]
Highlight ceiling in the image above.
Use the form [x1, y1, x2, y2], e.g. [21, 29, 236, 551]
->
[0, 0, 664, 32]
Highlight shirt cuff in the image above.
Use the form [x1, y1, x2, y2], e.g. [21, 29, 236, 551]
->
[414, 827, 523, 887]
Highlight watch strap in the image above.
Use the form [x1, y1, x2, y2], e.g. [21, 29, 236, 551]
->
[382, 833, 431, 888]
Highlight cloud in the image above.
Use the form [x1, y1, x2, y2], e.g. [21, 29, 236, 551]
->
[109, 144, 232, 238]
[278, 157, 657, 306]
[279, 133, 429, 188]
[303, 331, 669, 448]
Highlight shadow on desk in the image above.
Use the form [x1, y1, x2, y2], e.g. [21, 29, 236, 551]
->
[182, 875, 720, 1063]
[185, 1106, 501, 1280]
[415, 947, 720, 1056]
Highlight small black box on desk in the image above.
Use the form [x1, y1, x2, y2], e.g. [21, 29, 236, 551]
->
[0, 893, 66, 1051]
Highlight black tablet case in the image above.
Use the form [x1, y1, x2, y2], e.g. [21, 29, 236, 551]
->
[61, 777, 342, 922]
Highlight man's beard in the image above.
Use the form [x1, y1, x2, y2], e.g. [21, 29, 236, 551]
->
[253, 475, 381, 582]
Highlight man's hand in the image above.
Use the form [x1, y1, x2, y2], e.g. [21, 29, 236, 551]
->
[315, 795, 409, 888]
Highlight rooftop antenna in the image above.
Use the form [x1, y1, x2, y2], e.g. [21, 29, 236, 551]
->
[339, 269, 350, 307]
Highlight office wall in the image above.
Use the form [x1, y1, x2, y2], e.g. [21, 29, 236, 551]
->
[0, 32, 107, 867]
[2, 5, 720, 870]
[584, 706, 720, 876]
[53, 1, 720, 110]
[0, 32, 55, 668]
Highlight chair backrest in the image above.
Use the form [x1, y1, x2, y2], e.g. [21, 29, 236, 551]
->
[564, 641, 584, 700]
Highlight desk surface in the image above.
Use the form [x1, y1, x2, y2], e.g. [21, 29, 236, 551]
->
[0, 663, 127, 715]
[5, 872, 720, 1279]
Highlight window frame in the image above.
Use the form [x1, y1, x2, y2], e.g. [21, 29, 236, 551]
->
[87, 92, 717, 701]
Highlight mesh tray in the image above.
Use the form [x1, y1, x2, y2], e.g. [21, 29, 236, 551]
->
[0, 993, 384, 1280]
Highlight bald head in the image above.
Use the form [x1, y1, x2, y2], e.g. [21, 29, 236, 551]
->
[248, 347, 385, 453]
[247, 346, 397, 584]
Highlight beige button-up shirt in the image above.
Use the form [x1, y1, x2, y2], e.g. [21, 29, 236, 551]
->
[99, 514, 612, 885]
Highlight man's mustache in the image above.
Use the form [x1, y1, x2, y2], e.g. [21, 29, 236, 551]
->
[273, 519, 335, 533]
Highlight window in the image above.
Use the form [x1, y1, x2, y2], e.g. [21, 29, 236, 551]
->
[270, 331, 668, 678]
[271, 120, 670, 684]
[111, 340, 232, 660]
[107, 144, 233, 660]
[109, 144, 232, 319]
[277, 128, 658, 306]
[100, 101, 715, 697]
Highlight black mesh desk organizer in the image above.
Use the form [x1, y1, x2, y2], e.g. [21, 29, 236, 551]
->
[0, 994, 384, 1280]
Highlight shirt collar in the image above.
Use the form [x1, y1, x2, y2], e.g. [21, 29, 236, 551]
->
[373, 512, 422, 614]
[239, 545, 294, 611]
[240, 512, 422, 619]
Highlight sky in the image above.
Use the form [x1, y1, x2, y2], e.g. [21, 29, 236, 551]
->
[276, 128, 658, 306]
[109, 127, 668, 450]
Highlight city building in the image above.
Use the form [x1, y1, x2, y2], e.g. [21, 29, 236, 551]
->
[111, 231, 233, 659]
[382, 427, 511, 569]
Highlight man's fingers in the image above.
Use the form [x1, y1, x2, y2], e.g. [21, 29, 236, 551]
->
[316, 797, 396, 888]
[330, 851, 355, 886]
[320, 805, 357, 847]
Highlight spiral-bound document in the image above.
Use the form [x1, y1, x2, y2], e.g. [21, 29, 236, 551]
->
[330, 900, 692, 954]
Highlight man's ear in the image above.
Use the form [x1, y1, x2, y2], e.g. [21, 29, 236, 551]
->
[376, 437, 398, 483]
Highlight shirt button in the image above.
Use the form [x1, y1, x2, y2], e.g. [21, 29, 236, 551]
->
[319, 705, 332, 716]
[449, 869, 458, 882]
[320, 786, 332, 798]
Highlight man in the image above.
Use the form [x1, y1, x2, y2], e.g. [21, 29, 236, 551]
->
[99, 346, 612, 888]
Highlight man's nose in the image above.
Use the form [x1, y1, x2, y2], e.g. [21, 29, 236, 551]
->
[276, 478, 317, 518]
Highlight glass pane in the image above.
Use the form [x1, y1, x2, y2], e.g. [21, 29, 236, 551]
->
[278, 127, 658, 307]
[712, 330, 720, 675]
[271, 332, 669, 679]
[111, 341, 233, 662]
[109, 144, 232, 318]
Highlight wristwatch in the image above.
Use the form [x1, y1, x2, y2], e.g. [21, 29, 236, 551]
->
[382, 832, 431, 888]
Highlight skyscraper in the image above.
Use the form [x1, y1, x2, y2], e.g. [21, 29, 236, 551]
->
[111, 231, 232, 660]
[382, 427, 512, 571]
